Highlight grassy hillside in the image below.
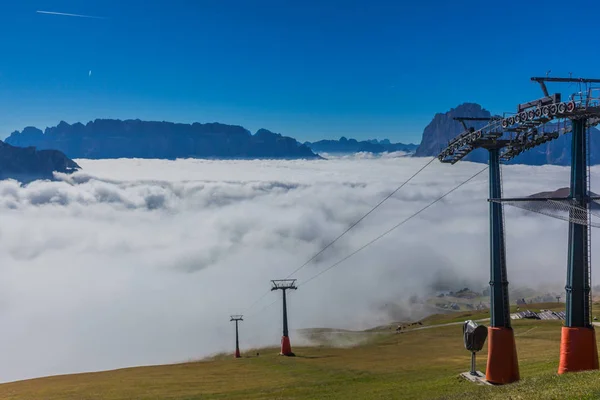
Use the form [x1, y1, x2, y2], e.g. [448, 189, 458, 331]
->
[1, 303, 600, 400]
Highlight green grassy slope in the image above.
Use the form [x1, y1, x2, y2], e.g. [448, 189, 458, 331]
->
[1, 303, 598, 400]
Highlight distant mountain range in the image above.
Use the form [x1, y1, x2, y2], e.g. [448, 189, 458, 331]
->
[305, 137, 417, 154]
[5, 104, 600, 180]
[6, 119, 417, 161]
[6, 120, 320, 160]
[414, 102, 600, 165]
[0, 140, 79, 182]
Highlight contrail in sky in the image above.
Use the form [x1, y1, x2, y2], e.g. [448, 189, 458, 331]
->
[36, 10, 105, 19]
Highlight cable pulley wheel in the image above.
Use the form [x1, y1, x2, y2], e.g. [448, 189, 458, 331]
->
[558, 102, 567, 113]
[542, 106, 550, 116]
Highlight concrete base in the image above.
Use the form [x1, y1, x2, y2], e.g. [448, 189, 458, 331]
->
[460, 371, 492, 385]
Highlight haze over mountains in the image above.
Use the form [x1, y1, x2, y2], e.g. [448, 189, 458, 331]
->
[304, 137, 418, 154]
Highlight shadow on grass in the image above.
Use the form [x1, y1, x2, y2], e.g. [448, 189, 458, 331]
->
[294, 355, 338, 359]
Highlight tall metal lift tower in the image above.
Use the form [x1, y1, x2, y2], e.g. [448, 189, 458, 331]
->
[487, 76, 600, 374]
[441, 75, 600, 379]
[438, 116, 522, 384]
[271, 279, 297, 356]
[499, 77, 600, 374]
[230, 315, 243, 359]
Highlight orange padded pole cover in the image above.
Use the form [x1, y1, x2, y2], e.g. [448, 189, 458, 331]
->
[486, 326, 520, 384]
[558, 326, 599, 374]
[280, 336, 293, 356]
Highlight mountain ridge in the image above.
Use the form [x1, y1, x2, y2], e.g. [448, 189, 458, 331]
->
[6, 119, 320, 160]
[0, 140, 80, 182]
[414, 103, 491, 163]
[7, 110, 600, 166]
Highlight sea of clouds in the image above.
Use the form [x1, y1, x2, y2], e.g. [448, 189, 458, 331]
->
[0, 155, 597, 382]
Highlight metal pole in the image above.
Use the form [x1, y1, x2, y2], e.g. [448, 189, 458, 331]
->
[566, 118, 590, 327]
[470, 352, 477, 376]
[489, 147, 510, 328]
[558, 117, 597, 374]
[485, 146, 519, 384]
[282, 288, 289, 337]
[235, 320, 240, 356]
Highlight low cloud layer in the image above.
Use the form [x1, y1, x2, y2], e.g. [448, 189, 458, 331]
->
[0, 156, 596, 382]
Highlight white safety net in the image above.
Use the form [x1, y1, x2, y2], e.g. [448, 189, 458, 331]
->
[491, 198, 600, 228]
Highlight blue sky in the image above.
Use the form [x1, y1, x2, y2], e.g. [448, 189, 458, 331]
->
[1, 0, 598, 143]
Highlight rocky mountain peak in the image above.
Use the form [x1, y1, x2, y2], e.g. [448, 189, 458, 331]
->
[414, 103, 491, 157]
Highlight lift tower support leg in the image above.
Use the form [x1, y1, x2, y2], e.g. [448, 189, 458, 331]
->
[559, 118, 599, 374]
[281, 288, 292, 355]
[486, 147, 520, 384]
[235, 320, 240, 358]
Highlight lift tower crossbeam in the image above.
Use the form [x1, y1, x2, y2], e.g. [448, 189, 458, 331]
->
[531, 77, 600, 83]
[531, 77, 600, 98]
[271, 279, 297, 356]
[230, 315, 243, 359]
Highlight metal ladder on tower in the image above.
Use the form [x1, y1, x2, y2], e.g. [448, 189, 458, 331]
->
[586, 123, 593, 326]
[499, 161, 510, 325]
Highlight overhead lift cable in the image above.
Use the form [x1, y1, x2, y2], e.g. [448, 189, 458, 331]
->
[242, 157, 437, 314]
[246, 165, 488, 319]
[297, 166, 488, 288]
[285, 157, 437, 278]
[246, 299, 278, 318]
